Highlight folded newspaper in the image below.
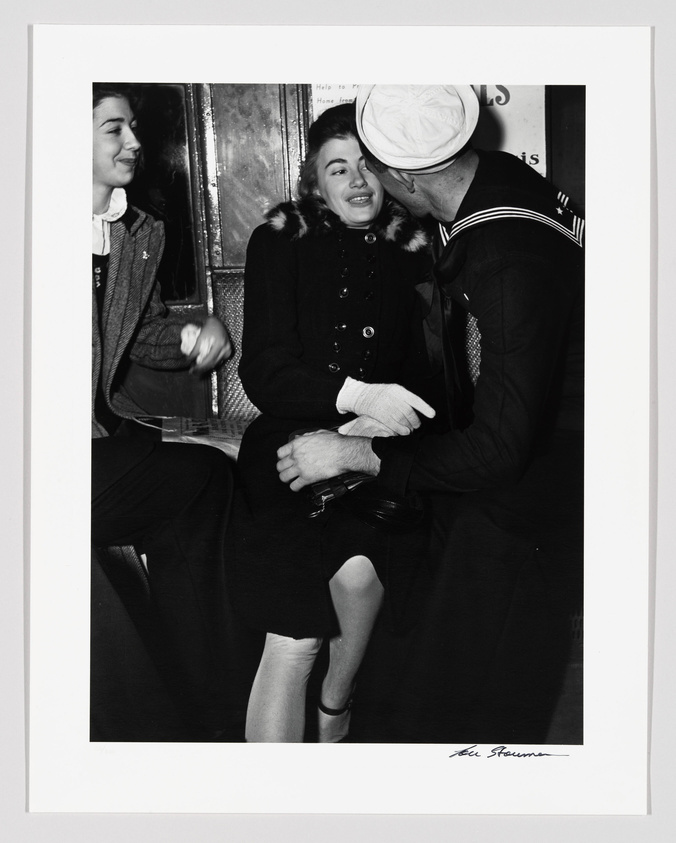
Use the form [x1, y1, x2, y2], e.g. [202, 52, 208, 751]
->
[159, 417, 248, 460]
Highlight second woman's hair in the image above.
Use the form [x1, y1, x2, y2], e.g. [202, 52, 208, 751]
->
[298, 102, 359, 198]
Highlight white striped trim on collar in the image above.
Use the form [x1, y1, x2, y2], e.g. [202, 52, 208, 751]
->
[439, 202, 584, 249]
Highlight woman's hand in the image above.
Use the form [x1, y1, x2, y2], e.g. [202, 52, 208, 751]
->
[337, 415, 398, 438]
[336, 377, 435, 435]
[276, 431, 380, 491]
[181, 316, 233, 373]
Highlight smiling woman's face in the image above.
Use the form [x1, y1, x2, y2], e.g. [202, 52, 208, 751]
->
[315, 135, 384, 228]
[93, 96, 141, 194]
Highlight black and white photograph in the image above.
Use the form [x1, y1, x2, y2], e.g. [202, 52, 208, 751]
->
[26, 24, 651, 818]
[89, 81, 585, 749]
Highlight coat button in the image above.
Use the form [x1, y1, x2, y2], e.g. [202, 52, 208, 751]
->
[333, 342, 341, 352]
[362, 349, 372, 359]
[335, 323, 347, 332]
[367, 270, 376, 279]
[358, 367, 366, 377]
[339, 288, 349, 298]
[364, 291, 374, 301]
[362, 326, 375, 338]
[328, 362, 341, 373]
[340, 267, 350, 277]
[364, 232, 376, 244]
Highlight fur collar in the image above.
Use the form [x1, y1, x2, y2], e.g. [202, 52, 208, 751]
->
[265, 195, 430, 253]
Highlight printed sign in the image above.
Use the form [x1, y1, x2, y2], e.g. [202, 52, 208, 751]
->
[311, 84, 546, 175]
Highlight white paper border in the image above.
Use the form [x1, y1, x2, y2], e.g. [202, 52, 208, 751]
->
[29, 25, 651, 815]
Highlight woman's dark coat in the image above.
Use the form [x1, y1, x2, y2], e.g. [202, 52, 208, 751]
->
[231, 197, 434, 639]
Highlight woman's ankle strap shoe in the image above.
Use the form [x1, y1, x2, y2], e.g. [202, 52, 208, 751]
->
[317, 696, 353, 717]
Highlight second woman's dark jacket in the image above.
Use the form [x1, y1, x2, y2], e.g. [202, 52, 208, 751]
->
[239, 196, 433, 422]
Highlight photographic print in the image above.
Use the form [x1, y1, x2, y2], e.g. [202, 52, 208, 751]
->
[30, 25, 650, 815]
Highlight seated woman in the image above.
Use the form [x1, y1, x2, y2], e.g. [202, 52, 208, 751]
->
[91, 83, 234, 738]
[232, 103, 436, 742]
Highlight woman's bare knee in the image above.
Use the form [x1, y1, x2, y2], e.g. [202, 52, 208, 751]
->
[331, 555, 382, 596]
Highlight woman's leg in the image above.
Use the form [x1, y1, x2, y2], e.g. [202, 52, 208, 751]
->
[319, 555, 384, 742]
[245, 632, 323, 742]
[92, 438, 234, 734]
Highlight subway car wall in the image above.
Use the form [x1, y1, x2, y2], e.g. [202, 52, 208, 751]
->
[106, 83, 584, 422]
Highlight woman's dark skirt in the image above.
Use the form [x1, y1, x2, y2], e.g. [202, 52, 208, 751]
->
[228, 414, 426, 639]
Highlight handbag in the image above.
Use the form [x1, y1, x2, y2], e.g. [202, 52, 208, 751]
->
[306, 471, 425, 533]
[292, 430, 425, 533]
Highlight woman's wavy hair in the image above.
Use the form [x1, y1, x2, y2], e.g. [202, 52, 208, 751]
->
[93, 82, 142, 113]
[298, 102, 359, 198]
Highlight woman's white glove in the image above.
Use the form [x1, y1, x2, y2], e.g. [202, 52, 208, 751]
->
[336, 376, 435, 436]
[337, 415, 399, 438]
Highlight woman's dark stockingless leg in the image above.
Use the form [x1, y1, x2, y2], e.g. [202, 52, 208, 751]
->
[92, 438, 234, 733]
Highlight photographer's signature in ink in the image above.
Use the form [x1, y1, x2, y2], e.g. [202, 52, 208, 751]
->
[449, 744, 569, 759]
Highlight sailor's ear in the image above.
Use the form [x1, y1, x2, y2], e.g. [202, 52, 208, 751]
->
[387, 168, 416, 193]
